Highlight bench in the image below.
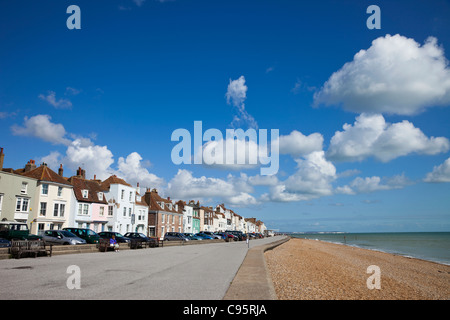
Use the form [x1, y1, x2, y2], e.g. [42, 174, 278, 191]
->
[10, 240, 52, 259]
[98, 238, 117, 252]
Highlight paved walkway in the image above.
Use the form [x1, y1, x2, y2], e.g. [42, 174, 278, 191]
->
[0, 236, 286, 300]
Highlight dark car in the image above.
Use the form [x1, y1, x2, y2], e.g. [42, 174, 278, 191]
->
[215, 232, 233, 240]
[98, 231, 131, 243]
[183, 233, 203, 240]
[0, 221, 41, 240]
[164, 232, 189, 241]
[201, 231, 222, 239]
[195, 233, 213, 240]
[225, 230, 246, 241]
[124, 232, 158, 247]
[63, 228, 100, 244]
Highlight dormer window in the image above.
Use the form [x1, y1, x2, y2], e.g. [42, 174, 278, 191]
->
[82, 190, 89, 198]
[97, 192, 103, 201]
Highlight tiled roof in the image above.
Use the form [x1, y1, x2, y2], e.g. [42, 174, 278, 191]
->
[21, 165, 72, 186]
[68, 176, 108, 204]
[101, 175, 132, 189]
[143, 189, 182, 214]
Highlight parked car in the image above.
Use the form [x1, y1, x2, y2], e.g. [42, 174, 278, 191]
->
[63, 228, 100, 244]
[225, 230, 246, 241]
[215, 232, 233, 240]
[183, 233, 202, 240]
[201, 231, 222, 239]
[42, 230, 86, 245]
[195, 233, 213, 240]
[0, 221, 41, 240]
[0, 238, 11, 248]
[124, 232, 158, 247]
[164, 232, 189, 241]
[98, 231, 131, 243]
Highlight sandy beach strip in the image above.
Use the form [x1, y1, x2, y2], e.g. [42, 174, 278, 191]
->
[265, 238, 450, 300]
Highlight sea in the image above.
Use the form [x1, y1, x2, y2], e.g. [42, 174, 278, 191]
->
[289, 232, 450, 266]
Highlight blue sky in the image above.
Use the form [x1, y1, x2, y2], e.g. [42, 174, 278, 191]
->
[1, 0, 450, 232]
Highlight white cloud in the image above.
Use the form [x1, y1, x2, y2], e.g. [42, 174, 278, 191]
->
[314, 34, 450, 115]
[424, 157, 450, 183]
[165, 169, 257, 206]
[262, 151, 337, 202]
[336, 174, 412, 195]
[327, 113, 449, 162]
[11, 114, 71, 145]
[117, 152, 165, 188]
[63, 138, 115, 180]
[39, 91, 72, 109]
[277, 130, 323, 157]
[226, 76, 258, 129]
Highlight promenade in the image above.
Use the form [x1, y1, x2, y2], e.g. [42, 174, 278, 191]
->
[0, 236, 286, 300]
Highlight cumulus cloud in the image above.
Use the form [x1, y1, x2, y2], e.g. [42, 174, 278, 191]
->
[226, 76, 258, 129]
[17, 114, 164, 187]
[165, 169, 257, 206]
[11, 114, 71, 145]
[276, 130, 323, 157]
[424, 157, 450, 183]
[314, 34, 450, 115]
[326, 113, 449, 162]
[117, 152, 165, 188]
[39, 91, 72, 109]
[63, 138, 115, 179]
[336, 174, 412, 195]
[262, 151, 337, 202]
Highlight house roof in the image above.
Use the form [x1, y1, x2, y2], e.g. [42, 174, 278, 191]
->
[68, 176, 108, 204]
[101, 175, 132, 189]
[21, 165, 72, 186]
[143, 189, 182, 214]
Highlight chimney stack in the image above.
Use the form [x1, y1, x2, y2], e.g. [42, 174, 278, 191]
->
[58, 164, 64, 176]
[24, 159, 36, 172]
[0, 148, 4, 171]
[76, 167, 86, 179]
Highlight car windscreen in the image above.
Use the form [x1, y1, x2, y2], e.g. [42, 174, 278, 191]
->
[60, 231, 77, 237]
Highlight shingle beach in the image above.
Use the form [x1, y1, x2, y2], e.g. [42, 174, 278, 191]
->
[265, 238, 450, 300]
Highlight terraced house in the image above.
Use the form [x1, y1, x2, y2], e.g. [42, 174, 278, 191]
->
[0, 150, 38, 225]
[68, 168, 108, 233]
[21, 163, 73, 235]
[144, 188, 183, 240]
[101, 175, 138, 234]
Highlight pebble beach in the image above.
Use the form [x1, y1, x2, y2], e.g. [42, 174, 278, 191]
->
[265, 238, 450, 300]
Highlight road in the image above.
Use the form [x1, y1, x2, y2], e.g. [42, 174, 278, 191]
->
[0, 236, 284, 300]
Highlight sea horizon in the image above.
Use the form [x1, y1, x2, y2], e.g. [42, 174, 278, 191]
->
[289, 231, 450, 266]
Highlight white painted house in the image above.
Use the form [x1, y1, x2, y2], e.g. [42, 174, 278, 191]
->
[101, 175, 137, 234]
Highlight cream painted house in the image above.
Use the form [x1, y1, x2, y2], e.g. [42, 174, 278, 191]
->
[21, 163, 74, 235]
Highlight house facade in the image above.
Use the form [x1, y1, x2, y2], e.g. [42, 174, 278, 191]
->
[144, 188, 183, 240]
[133, 184, 148, 234]
[0, 168, 38, 225]
[101, 175, 137, 234]
[200, 206, 214, 232]
[21, 163, 74, 234]
[68, 170, 108, 232]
